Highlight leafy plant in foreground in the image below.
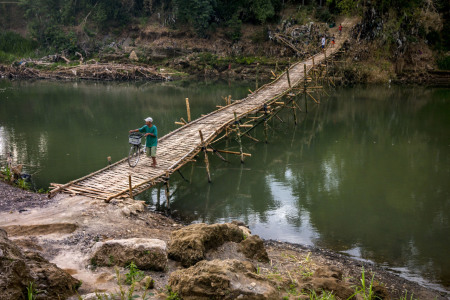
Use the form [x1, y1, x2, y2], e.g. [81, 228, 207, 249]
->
[349, 267, 377, 300]
[125, 262, 145, 285]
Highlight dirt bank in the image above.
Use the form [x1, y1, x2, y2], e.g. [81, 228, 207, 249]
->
[0, 185, 448, 299]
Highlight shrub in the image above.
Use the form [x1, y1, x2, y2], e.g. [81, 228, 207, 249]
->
[0, 31, 37, 62]
[437, 55, 450, 70]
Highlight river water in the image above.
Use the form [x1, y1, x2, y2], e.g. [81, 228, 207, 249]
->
[0, 79, 449, 291]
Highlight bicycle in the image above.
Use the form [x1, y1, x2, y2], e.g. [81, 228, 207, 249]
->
[128, 133, 145, 167]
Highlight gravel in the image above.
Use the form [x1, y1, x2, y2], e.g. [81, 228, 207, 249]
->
[0, 181, 54, 212]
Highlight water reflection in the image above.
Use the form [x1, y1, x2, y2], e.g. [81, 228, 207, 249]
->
[0, 79, 252, 187]
[1, 80, 449, 290]
[145, 85, 450, 289]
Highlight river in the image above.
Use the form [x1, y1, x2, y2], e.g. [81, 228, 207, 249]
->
[0, 79, 449, 291]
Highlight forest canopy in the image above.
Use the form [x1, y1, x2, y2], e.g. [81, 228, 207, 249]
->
[0, 0, 447, 58]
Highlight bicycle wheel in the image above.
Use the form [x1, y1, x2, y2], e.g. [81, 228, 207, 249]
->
[128, 145, 140, 167]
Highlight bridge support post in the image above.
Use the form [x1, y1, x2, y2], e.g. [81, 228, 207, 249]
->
[128, 175, 133, 199]
[199, 130, 212, 183]
[291, 97, 298, 125]
[234, 112, 244, 163]
[263, 104, 268, 143]
[255, 62, 259, 90]
[324, 50, 328, 85]
[157, 186, 161, 207]
[304, 64, 308, 113]
[186, 98, 191, 122]
[164, 170, 170, 207]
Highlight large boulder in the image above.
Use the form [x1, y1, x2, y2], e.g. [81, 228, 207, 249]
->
[169, 259, 278, 300]
[239, 235, 269, 263]
[0, 229, 32, 299]
[0, 229, 79, 300]
[23, 251, 80, 299]
[91, 238, 167, 271]
[168, 223, 245, 267]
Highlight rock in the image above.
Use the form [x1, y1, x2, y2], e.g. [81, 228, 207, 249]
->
[314, 267, 342, 279]
[121, 207, 131, 217]
[129, 50, 139, 61]
[305, 277, 354, 300]
[122, 201, 145, 217]
[0, 229, 79, 300]
[135, 275, 154, 290]
[128, 201, 145, 215]
[239, 235, 269, 262]
[168, 223, 245, 267]
[23, 251, 80, 299]
[80, 293, 100, 300]
[91, 238, 167, 271]
[0, 229, 32, 299]
[169, 259, 278, 300]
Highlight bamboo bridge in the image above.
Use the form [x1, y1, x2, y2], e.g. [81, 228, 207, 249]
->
[49, 18, 355, 203]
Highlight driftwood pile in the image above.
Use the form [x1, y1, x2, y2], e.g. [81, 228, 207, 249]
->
[0, 62, 169, 81]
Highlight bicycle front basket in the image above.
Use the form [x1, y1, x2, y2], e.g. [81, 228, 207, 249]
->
[129, 134, 143, 145]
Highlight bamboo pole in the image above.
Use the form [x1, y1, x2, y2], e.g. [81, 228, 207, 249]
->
[186, 98, 191, 122]
[264, 120, 268, 144]
[234, 112, 244, 163]
[199, 130, 211, 183]
[207, 149, 251, 157]
[324, 49, 328, 85]
[207, 144, 229, 162]
[307, 91, 320, 103]
[286, 67, 291, 88]
[292, 97, 297, 125]
[256, 62, 259, 90]
[157, 186, 161, 206]
[165, 170, 170, 207]
[304, 64, 308, 113]
[128, 175, 133, 199]
[244, 133, 259, 142]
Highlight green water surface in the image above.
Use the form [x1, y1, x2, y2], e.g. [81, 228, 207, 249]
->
[0, 80, 449, 291]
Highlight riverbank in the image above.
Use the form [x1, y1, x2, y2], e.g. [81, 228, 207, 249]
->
[0, 182, 448, 299]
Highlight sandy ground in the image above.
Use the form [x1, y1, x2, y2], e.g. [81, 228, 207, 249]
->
[0, 182, 448, 299]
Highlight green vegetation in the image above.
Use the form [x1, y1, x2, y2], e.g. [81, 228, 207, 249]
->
[0, 0, 447, 77]
[437, 55, 450, 70]
[0, 164, 33, 191]
[398, 291, 417, 300]
[0, 32, 37, 63]
[308, 289, 336, 300]
[350, 267, 376, 300]
[26, 282, 34, 300]
[165, 285, 181, 300]
[1, 165, 12, 182]
[125, 262, 145, 285]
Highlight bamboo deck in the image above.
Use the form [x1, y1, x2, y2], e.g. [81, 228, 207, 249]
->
[50, 19, 355, 201]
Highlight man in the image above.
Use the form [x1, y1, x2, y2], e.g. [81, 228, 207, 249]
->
[338, 24, 342, 35]
[321, 36, 326, 50]
[129, 117, 158, 167]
